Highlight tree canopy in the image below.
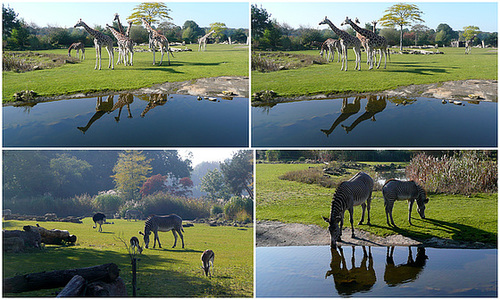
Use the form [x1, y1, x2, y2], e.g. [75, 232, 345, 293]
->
[379, 3, 425, 50]
[127, 2, 172, 25]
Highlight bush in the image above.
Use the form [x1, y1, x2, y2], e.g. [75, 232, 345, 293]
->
[3, 193, 94, 217]
[224, 196, 253, 221]
[141, 192, 211, 220]
[211, 205, 224, 216]
[406, 151, 497, 195]
[279, 167, 338, 188]
[92, 194, 124, 213]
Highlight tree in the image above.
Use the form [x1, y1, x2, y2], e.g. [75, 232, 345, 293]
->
[411, 24, 429, 46]
[379, 3, 425, 50]
[209, 22, 228, 43]
[112, 150, 152, 201]
[140, 174, 167, 197]
[220, 150, 254, 198]
[127, 2, 172, 26]
[201, 169, 231, 201]
[462, 25, 481, 42]
[49, 154, 92, 198]
[435, 23, 458, 46]
[182, 20, 204, 43]
[2, 5, 21, 38]
[251, 4, 273, 39]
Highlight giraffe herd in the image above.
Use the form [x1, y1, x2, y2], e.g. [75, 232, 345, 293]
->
[319, 16, 390, 71]
[70, 14, 217, 70]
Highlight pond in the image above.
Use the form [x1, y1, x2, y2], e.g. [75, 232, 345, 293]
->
[3, 93, 249, 147]
[252, 96, 497, 147]
[256, 245, 497, 297]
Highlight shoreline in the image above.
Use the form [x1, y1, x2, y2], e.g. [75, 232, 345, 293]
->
[256, 220, 496, 249]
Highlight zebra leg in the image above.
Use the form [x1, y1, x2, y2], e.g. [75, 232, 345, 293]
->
[154, 231, 162, 248]
[348, 208, 355, 238]
[171, 230, 178, 248]
[177, 229, 185, 248]
[385, 201, 396, 227]
[408, 199, 414, 225]
[358, 203, 366, 225]
[366, 195, 372, 225]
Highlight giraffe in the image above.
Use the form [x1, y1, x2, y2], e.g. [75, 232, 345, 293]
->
[342, 17, 388, 70]
[141, 93, 168, 117]
[106, 24, 133, 66]
[320, 38, 341, 63]
[465, 34, 477, 54]
[319, 17, 361, 71]
[141, 18, 173, 66]
[352, 18, 370, 66]
[68, 42, 85, 60]
[198, 30, 216, 51]
[74, 19, 114, 70]
[126, 20, 133, 37]
[113, 13, 125, 34]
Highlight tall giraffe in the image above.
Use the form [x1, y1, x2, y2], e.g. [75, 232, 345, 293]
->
[198, 30, 215, 51]
[141, 18, 173, 66]
[74, 19, 114, 70]
[68, 42, 85, 60]
[126, 21, 133, 37]
[342, 17, 388, 70]
[114, 13, 125, 34]
[319, 17, 361, 71]
[465, 34, 477, 55]
[106, 24, 133, 66]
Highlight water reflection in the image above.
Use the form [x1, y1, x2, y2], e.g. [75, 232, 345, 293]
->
[140, 93, 168, 118]
[384, 246, 428, 286]
[77, 94, 134, 134]
[321, 97, 362, 137]
[326, 246, 376, 296]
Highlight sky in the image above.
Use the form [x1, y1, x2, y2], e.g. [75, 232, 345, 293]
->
[179, 148, 240, 168]
[4, 2, 249, 29]
[254, 2, 498, 33]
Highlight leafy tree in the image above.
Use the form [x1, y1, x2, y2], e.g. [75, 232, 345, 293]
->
[140, 174, 167, 197]
[462, 25, 481, 42]
[112, 150, 152, 201]
[201, 168, 231, 201]
[143, 150, 192, 180]
[435, 23, 458, 46]
[251, 4, 273, 39]
[379, 3, 425, 50]
[182, 27, 196, 43]
[411, 24, 430, 46]
[49, 154, 92, 198]
[2, 5, 21, 38]
[182, 20, 204, 43]
[209, 22, 228, 43]
[220, 150, 254, 198]
[127, 2, 172, 25]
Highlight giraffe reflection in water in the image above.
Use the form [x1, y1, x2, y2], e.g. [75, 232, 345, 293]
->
[384, 246, 428, 286]
[77, 93, 133, 134]
[321, 96, 362, 137]
[140, 93, 169, 118]
[325, 246, 376, 296]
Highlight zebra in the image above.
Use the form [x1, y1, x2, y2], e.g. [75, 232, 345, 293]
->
[201, 249, 215, 277]
[125, 209, 142, 221]
[322, 172, 374, 246]
[139, 214, 185, 249]
[382, 179, 429, 227]
[130, 236, 143, 254]
[92, 213, 106, 232]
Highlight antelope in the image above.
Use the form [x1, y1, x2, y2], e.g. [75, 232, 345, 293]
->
[130, 236, 143, 254]
[201, 249, 215, 277]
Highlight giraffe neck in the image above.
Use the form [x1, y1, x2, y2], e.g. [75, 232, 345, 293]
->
[126, 22, 133, 37]
[80, 21, 101, 39]
[346, 18, 375, 37]
[115, 15, 124, 34]
[107, 25, 125, 40]
[323, 19, 347, 38]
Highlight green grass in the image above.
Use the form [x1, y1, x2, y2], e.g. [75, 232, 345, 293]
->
[3, 218, 253, 297]
[252, 47, 497, 98]
[3, 44, 249, 102]
[256, 163, 497, 245]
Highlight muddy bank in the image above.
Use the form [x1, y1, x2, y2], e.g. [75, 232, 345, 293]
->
[5, 76, 249, 106]
[252, 79, 497, 105]
[256, 220, 494, 249]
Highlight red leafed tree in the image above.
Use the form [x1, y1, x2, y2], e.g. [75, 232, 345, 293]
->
[140, 174, 167, 197]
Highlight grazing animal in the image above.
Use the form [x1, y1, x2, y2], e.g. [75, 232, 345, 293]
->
[125, 209, 142, 221]
[322, 172, 374, 246]
[130, 236, 143, 254]
[139, 214, 185, 249]
[198, 30, 216, 51]
[92, 213, 106, 232]
[382, 179, 429, 227]
[74, 19, 114, 70]
[201, 249, 215, 276]
[68, 42, 85, 60]
[320, 38, 341, 63]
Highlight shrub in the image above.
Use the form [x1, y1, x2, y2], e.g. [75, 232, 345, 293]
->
[406, 151, 497, 195]
[141, 192, 211, 220]
[279, 167, 338, 188]
[92, 194, 124, 213]
[211, 205, 224, 216]
[224, 196, 253, 220]
[3, 193, 94, 217]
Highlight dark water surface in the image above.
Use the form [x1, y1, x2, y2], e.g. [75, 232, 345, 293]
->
[252, 96, 497, 147]
[256, 245, 497, 297]
[3, 94, 249, 147]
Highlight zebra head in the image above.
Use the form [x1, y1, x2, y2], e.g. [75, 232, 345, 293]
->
[139, 230, 152, 248]
[416, 186, 429, 219]
[322, 216, 342, 246]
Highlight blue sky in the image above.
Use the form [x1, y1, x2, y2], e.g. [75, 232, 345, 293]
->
[4, 2, 249, 29]
[254, 2, 498, 32]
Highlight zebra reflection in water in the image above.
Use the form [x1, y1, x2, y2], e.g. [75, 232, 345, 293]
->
[384, 246, 428, 286]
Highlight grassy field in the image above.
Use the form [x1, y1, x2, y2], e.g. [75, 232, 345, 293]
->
[3, 218, 253, 297]
[3, 44, 249, 102]
[252, 47, 497, 98]
[256, 163, 497, 244]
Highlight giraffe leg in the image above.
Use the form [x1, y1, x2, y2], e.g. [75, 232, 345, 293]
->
[107, 45, 114, 69]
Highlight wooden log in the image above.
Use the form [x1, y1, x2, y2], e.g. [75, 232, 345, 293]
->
[3, 237, 25, 253]
[23, 225, 77, 245]
[86, 277, 127, 296]
[56, 275, 86, 297]
[3, 229, 41, 248]
[3, 263, 120, 293]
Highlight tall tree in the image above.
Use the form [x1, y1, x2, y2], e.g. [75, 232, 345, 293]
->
[112, 150, 152, 201]
[251, 4, 273, 39]
[379, 3, 424, 50]
[209, 22, 228, 43]
[201, 168, 231, 201]
[127, 2, 172, 26]
[2, 5, 21, 38]
[49, 154, 92, 198]
[462, 25, 481, 41]
[220, 150, 254, 198]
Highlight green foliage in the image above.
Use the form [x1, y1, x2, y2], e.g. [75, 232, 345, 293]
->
[127, 2, 172, 26]
[279, 167, 337, 189]
[141, 192, 211, 220]
[211, 204, 224, 216]
[379, 3, 425, 50]
[3, 193, 94, 217]
[112, 150, 152, 201]
[209, 22, 228, 43]
[224, 196, 253, 221]
[92, 194, 124, 213]
[462, 25, 481, 41]
[3, 219, 253, 297]
[201, 168, 231, 201]
[220, 150, 253, 198]
[406, 151, 497, 195]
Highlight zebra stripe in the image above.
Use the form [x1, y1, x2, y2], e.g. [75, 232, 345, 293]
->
[382, 179, 429, 227]
[140, 214, 184, 249]
[323, 172, 374, 245]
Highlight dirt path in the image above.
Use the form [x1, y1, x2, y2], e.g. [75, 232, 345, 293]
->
[256, 220, 494, 249]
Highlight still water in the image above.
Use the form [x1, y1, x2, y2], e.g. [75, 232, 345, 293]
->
[252, 96, 497, 147]
[3, 94, 249, 147]
[256, 245, 497, 297]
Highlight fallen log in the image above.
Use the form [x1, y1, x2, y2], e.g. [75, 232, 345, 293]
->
[56, 275, 127, 297]
[3, 237, 25, 253]
[56, 275, 86, 297]
[3, 263, 120, 294]
[24, 225, 77, 245]
[3, 228, 41, 249]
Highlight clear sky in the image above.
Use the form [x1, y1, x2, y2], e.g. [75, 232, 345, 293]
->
[179, 148, 240, 168]
[4, 2, 249, 29]
[254, 2, 498, 33]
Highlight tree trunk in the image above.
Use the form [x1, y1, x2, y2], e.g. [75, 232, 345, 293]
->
[23, 225, 77, 245]
[400, 25, 404, 51]
[56, 275, 86, 297]
[3, 263, 120, 294]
